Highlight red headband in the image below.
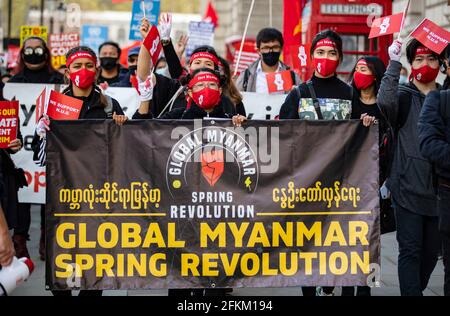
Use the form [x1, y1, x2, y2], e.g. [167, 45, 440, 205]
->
[188, 73, 219, 89]
[189, 52, 219, 66]
[314, 39, 336, 50]
[66, 52, 97, 67]
[357, 59, 368, 67]
[415, 46, 433, 56]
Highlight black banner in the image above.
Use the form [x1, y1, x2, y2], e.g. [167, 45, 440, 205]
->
[46, 119, 380, 290]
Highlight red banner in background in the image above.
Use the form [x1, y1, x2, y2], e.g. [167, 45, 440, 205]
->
[283, 0, 306, 70]
[410, 18, 450, 55]
[0, 101, 19, 148]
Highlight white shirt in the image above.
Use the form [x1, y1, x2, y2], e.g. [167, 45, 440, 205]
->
[255, 61, 283, 94]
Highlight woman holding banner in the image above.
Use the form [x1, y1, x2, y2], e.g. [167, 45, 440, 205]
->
[279, 29, 375, 296]
[31, 46, 127, 297]
[348, 56, 389, 296]
[132, 18, 238, 119]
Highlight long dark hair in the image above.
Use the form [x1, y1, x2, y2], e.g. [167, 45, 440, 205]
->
[349, 56, 386, 96]
[63, 46, 108, 108]
[18, 36, 53, 73]
[217, 56, 243, 106]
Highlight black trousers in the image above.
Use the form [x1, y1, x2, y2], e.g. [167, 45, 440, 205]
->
[394, 200, 440, 296]
[438, 184, 450, 296]
[13, 203, 31, 238]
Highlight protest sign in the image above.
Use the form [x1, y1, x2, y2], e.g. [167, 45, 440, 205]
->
[0, 101, 19, 148]
[49, 33, 80, 69]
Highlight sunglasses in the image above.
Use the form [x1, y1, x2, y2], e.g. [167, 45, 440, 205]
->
[23, 47, 45, 56]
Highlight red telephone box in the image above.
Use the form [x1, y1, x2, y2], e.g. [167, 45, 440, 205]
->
[289, 0, 393, 81]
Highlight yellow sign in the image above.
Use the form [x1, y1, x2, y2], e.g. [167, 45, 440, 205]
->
[20, 26, 48, 47]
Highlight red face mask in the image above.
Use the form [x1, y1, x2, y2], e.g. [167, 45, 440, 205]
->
[70, 68, 97, 89]
[353, 71, 376, 90]
[313, 58, 339, 77]
[191, 87, 221, 111]
[411, 65, 439, 83]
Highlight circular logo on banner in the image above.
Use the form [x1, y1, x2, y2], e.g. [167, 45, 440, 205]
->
[165, 125, 259, 198]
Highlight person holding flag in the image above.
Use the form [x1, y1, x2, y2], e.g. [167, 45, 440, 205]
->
[31, 46, 128, 296]
[377, 37, 445, 296]
[132, 17, 238, 119]
[279, 29, 375, 296]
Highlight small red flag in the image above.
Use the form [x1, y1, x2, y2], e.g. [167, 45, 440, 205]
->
[46, 90, 83, 120]
[203, 1, 219, 28]
[143, 25, 162, 67]
[410, 18, 450, 55]
[266, 70, 294, 94]
[36, 88, 47, 123]
[369, 13, 404, 39]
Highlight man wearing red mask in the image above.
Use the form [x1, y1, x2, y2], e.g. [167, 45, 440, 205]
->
[279, 30, 354, 121]
[378, 39, 444, 296]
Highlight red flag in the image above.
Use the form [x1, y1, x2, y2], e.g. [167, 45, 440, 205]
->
[143, 25, 162, 67]
[46, 90, 83, 120]
[203, 1, 219, 28]
[283, 0, 306, 67]
[266, 70, 294, 94]
[410, 18, 450, 55]
[368, 13, 404, 39]
[36, 88, 47, 123]
[0, 101, 19, 149]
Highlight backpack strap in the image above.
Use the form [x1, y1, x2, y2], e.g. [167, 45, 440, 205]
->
[242, 69, 250, 92]
[306, 80, 323, 120]
[104, 94, 114, 117]
[290, 70, 296, 86]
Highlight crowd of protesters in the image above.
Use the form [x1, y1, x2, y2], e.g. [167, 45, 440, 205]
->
[0, 13, 449, 297]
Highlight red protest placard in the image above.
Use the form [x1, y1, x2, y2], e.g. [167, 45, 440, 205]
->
[0, 101, 19, 149]
[49, 33, 80, 69]
[143, 25, 162, 67]
[266, 70, 294, 94]
[46, 90, 83, 120]
[369, 13, 404, 39]
[410, 18, 450, 54]
[36, 88, 47, 123]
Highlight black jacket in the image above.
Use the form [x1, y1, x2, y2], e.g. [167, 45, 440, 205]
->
[378, 60, 440, 216]
[9, 67, 64, 84]
[419, 90, 450, 181]
[279, 74, 353, 120]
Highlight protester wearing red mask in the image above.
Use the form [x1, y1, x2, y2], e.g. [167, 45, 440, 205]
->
[280, 30, 375, 296]
[348, 56, 390, 297]
[279, 30, 354, 122]
[132, 18, 238, 119]
[378, 39, 445, 296]
[30, 47, 128, 297]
